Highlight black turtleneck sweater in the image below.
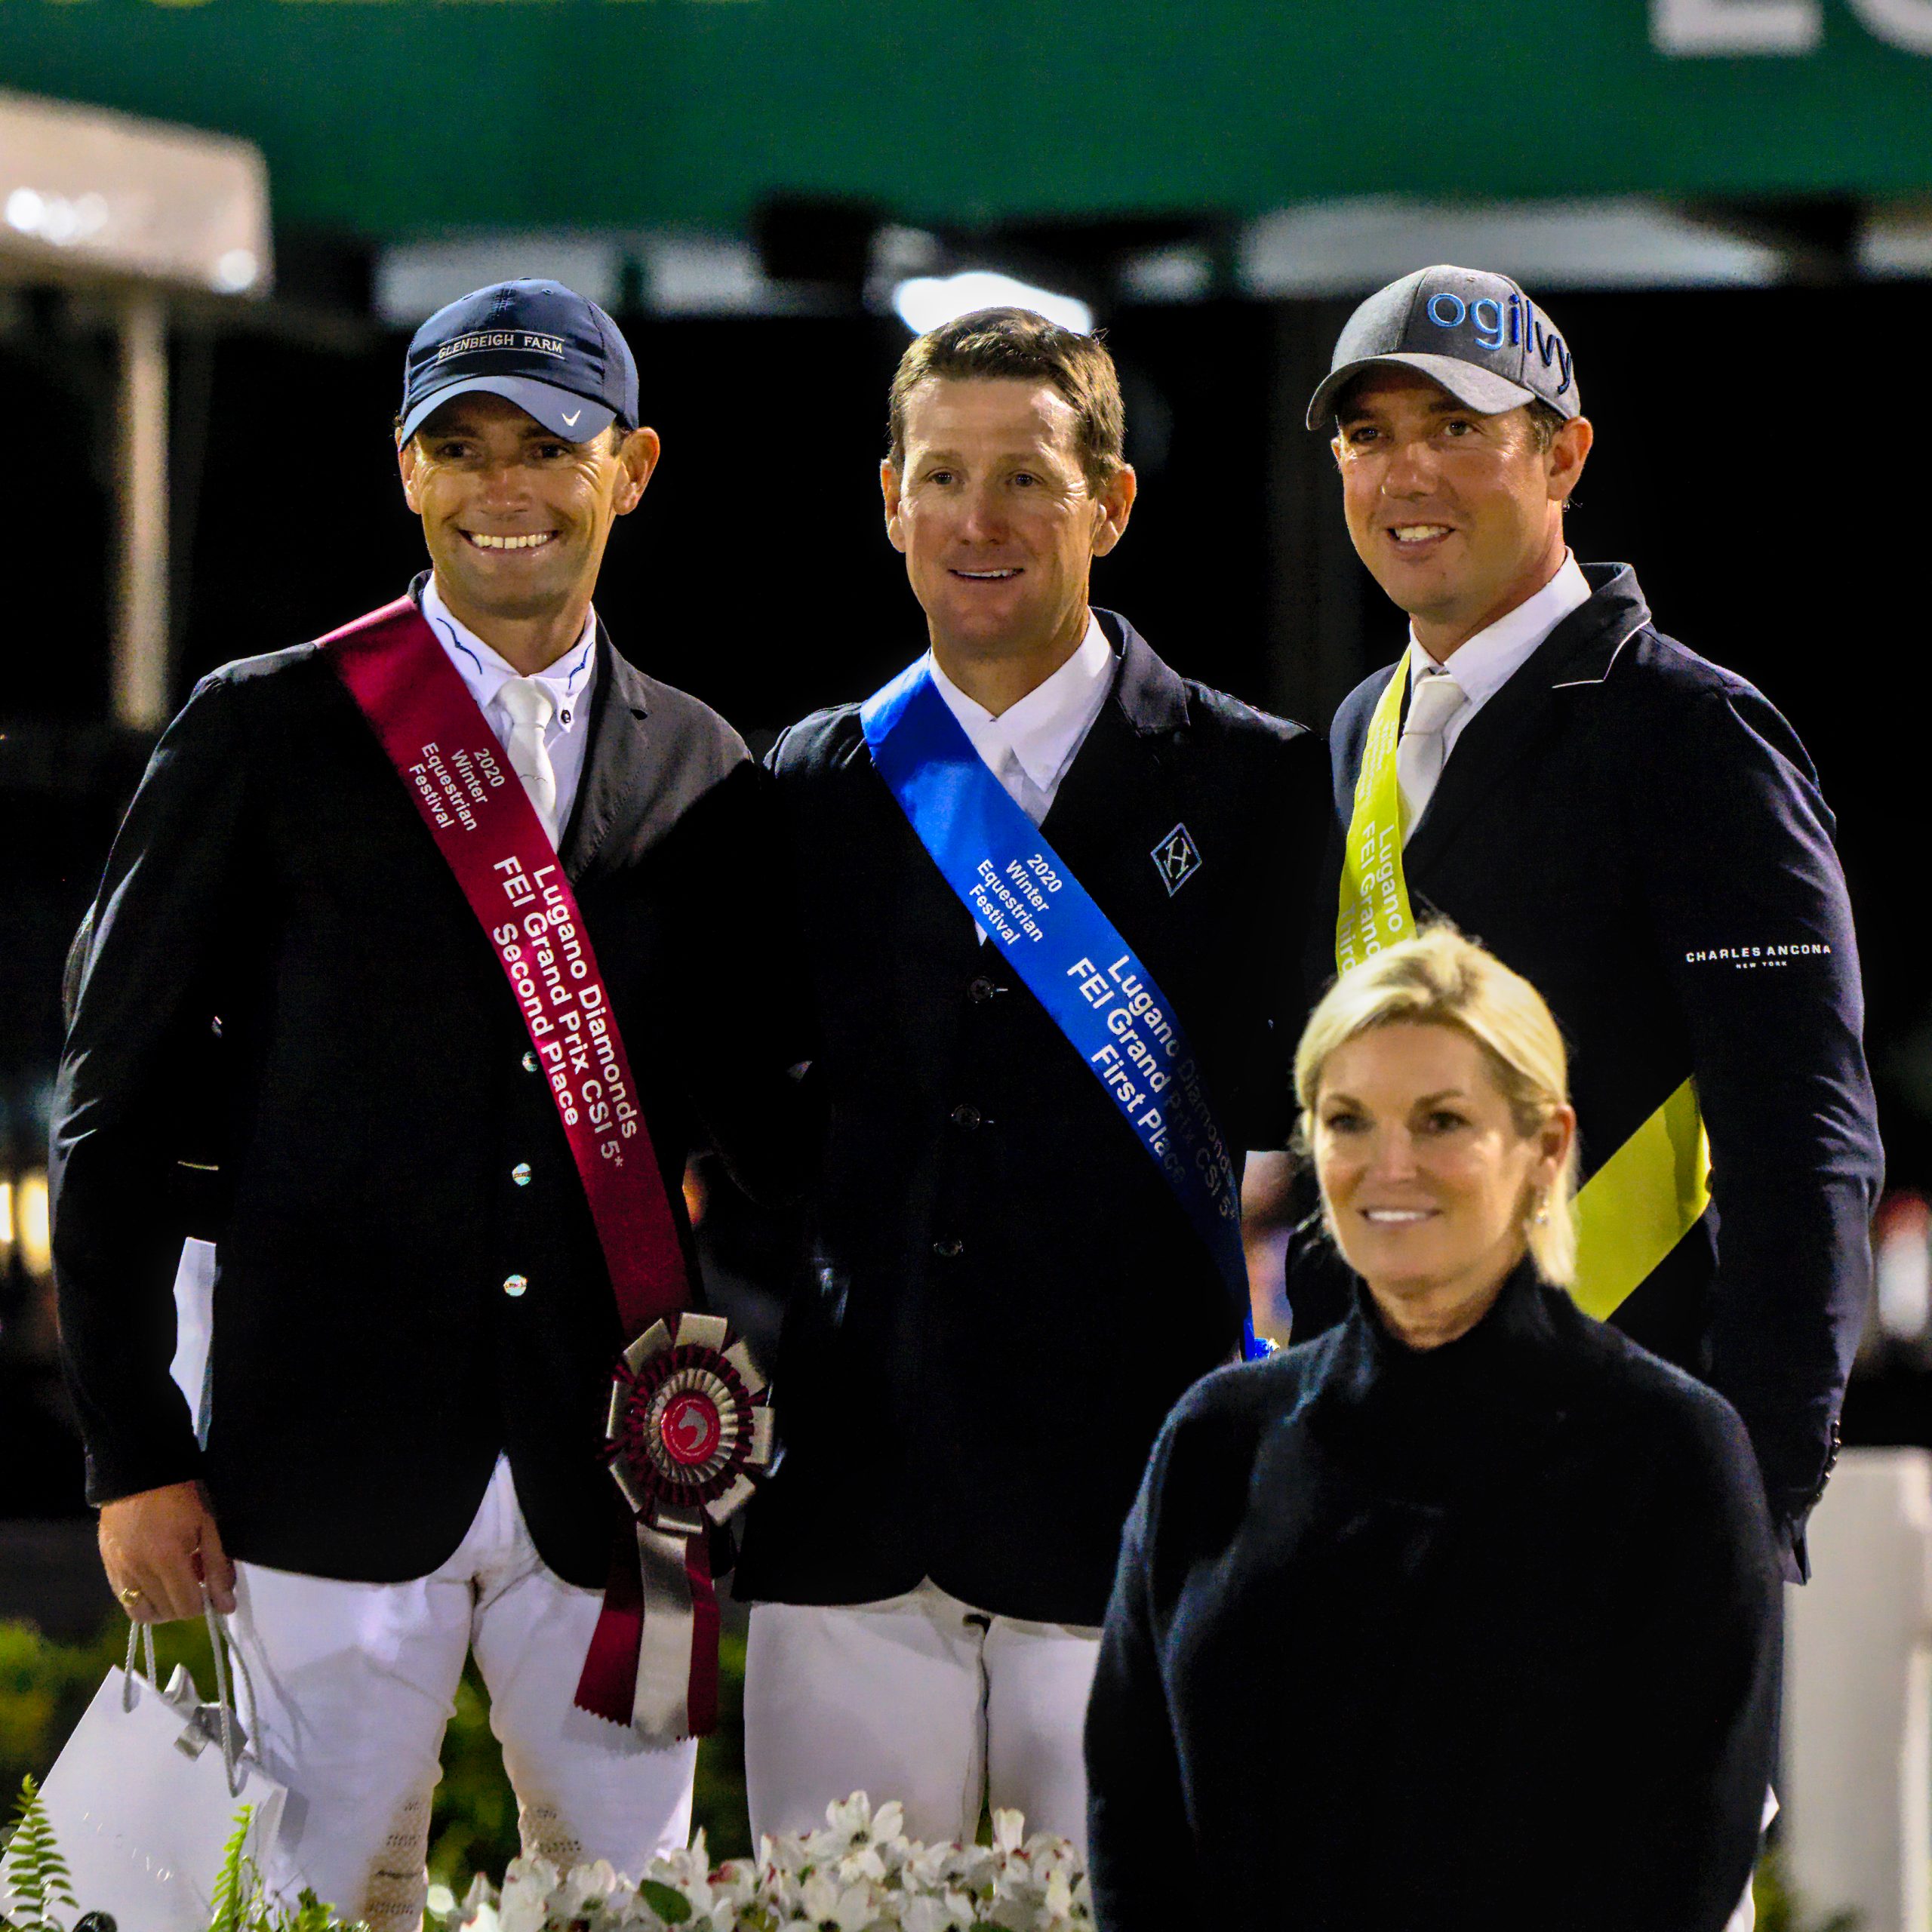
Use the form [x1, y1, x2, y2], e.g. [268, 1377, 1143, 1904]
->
[1084, 1263, 1782, 1932]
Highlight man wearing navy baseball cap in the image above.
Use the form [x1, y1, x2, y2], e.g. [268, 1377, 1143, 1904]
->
[52, 280, 814, 1924]
[1287, 267, 1878, 1914]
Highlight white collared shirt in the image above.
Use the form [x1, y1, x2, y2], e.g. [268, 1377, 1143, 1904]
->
[420, 575, 599, 838]
[928, 611, 1115, 826]
[1408, 552, 1591, 761]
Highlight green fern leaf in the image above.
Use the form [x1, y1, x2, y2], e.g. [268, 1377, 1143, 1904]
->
[208, 1804, 255, 1932]
[2, 1777, 77, 1931]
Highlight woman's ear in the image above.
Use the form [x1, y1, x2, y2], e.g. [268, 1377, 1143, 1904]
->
[1537, 1104, 1577, 1191]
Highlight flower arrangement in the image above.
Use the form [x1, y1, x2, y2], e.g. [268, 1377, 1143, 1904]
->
[448, 1794, 1093, 1932]
[4, 1783, 1089, 1932]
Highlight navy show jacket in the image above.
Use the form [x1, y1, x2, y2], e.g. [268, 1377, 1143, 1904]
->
[735, 611, 1331, 1625]
[51, 589, 814, 1588]
[1295, 561, 1882, 1565]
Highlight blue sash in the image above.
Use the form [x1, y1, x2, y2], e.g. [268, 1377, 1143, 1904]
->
[861, 656, 1265, 1358]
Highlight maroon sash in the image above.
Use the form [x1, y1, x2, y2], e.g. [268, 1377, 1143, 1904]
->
[324, 597, 740, 1740]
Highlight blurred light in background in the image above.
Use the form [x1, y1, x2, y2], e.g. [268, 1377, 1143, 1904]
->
[0, 90, 269, 294]
[642, 232, 786, 317]
[1860, 206, 1932, 278]
[0, 1171, 51, 1278]
[892, 269, 1093, 335]
[1118, 243, 1214, 306]
[1238, 197, 1786, 298]
[376, 232, 623, 328]
[1875, 1192, 1932, 1343]
[21, 1175, 49, 1278]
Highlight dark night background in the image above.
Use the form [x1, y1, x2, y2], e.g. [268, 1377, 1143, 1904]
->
[2, 278, 1922, 1521]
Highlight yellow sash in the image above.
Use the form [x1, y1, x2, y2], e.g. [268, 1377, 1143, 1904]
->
[1332, 658, 1710, 1318]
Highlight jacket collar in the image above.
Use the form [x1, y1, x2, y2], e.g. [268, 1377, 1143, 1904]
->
[1540, 561, 1651, 688]
[1094, 607, 1191, 735]
[1315, 1256, 1574, 1462]
[404, 572, 648, 881]
[561, 622, 652, 878]
[1401, 561, 1649, 870]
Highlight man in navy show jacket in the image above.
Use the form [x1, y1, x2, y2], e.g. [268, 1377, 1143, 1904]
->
[1290, 266, 1881, 1580]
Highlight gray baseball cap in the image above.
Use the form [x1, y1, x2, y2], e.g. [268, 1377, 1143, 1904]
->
[1305, 266, 1580, 430]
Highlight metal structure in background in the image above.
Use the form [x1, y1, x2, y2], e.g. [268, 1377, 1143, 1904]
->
[1786, 1449, 1932, 1932]
[0, 89, 269, 731]
[117, 294, 170, 732]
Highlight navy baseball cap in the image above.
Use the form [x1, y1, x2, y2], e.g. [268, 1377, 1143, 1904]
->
[399, 278, 640, 445]
[1305, 266, 1580, 430]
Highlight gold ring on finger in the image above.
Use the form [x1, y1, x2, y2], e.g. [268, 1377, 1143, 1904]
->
[118, 1586, 143, 1607]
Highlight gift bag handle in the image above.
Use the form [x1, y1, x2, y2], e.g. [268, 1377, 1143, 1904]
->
[121, 1595, 249, 1798]
[121, 1618, 158, 1708]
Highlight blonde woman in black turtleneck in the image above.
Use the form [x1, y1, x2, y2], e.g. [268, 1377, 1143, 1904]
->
[1084, 926, 1780, 1932]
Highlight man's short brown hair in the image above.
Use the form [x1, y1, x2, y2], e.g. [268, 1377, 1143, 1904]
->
[887, 306, 1124, 492]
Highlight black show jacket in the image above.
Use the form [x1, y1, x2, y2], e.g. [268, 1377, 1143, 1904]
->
[52, 593, 814, 1588]
[1297, 564, 1881, 1564]
[734, 613, 1330, 1625]
[1086, 1265, 1782, 1932]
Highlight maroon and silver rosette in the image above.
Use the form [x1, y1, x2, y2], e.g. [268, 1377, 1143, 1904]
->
[574, 1312, 774, 1740]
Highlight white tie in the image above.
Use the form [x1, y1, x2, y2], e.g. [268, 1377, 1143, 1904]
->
[997, 743, 1052, 828]
[497, 676, 560, 846]
[1396, 669, 1467, 841]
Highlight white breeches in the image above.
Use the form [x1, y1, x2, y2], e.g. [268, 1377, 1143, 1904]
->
[229, 1457, 695, 1932]
[743, 1579, 1100, 1854]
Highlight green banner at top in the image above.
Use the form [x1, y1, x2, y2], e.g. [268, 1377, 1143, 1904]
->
[2, 0, 1929, 241]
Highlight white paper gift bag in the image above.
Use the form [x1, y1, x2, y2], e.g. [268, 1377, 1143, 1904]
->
[9, 1614, 287, 1932]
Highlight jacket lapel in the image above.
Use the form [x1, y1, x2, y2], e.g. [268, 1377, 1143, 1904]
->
[560, 626, 652, 881]
[1401, 565, 1650, 872]
[1040, 612, 1192, 918]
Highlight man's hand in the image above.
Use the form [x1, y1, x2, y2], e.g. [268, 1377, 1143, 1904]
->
[99, 1481, 236, 1623]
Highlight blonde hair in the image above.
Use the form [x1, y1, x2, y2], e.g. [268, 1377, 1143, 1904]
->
[1294, 925, 1580, 1284]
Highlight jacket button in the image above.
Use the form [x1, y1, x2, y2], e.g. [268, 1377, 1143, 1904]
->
[503, 1274, 528, 1297]
[932, 1238, 964, 1259]
[949, 1105, 982, 1130]
[967, 977, 997, 1004]
[511, 1163, 533, 1187]
[521, 1051, 539, 1073]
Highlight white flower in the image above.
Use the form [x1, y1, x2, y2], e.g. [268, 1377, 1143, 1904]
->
[497, 1857, 561, 1932]
[1044, 1869, 1074, 1922]
[421, 1792, 1095, 1932]
[555, 1858, 621, 1920]
[818, 1792, 875, 1849]
[836, 1847, 888, 1887]
[900, 1896, 971, 1932]
[831, 1883, 881, 1932]
[801, 1872, 844, 1923]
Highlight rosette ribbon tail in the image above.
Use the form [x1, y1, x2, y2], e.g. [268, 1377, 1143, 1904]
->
[572, 1522, 718, 1742]
[574, 1528, 648, 1730]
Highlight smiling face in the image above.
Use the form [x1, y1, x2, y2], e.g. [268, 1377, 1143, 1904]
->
[1332, 369, 1592, 658]
[398, 391, 659, 639]
[883, 376, 1134, 677]
[1313, 1020, 1572, 1343]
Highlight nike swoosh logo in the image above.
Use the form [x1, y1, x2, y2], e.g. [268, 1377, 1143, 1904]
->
[561, 408, 582, 426]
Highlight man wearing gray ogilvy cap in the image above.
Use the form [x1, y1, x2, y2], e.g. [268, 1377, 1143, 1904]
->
[1294, 263, 1880, 1539]
[53, 278, 815, 1926]
[1303, 263, 1580, 429]
[1284, 262, 1881, 1927]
